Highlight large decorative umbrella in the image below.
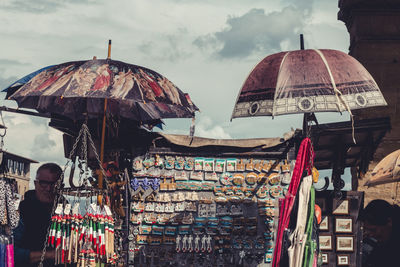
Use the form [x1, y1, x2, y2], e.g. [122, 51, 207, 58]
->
[231, 49, 386, 120]
[6, 58, 198, 122]
[364, 149, 400, 187]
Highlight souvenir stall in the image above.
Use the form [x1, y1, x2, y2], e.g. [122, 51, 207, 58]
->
[124, 130, 298, 266]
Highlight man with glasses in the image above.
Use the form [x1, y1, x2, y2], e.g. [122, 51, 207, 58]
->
[14, 163, 63, 267]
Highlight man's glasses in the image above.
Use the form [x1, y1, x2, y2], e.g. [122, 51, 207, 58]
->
[36, 180, 57, 188]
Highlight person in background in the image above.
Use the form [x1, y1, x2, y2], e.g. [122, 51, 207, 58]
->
[14, 163, 63, 267]
[360, 199, 400, 267]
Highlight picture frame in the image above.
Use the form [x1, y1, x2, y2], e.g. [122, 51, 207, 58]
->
[319, 235, 332, 250]
[336, 236, 354, 252]
[337, 254, 350, 266]
[335, 218, 353, 233]
[332, 199, 349, 215]
[321, 253, 329, 264]
[320, 216, 329, 231]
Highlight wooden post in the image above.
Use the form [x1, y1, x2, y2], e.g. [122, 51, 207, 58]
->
[98, 40, 111, 201]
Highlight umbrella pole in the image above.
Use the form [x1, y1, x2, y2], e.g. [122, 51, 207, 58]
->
[98, 40, 112, 196]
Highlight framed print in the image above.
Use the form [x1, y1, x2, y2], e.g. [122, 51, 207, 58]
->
[319, 235, 332, 250]
[335, 218, 352, 233]
[333, 199, 349, 215]
[337, 254, 350, 266]
[320, 216, 329, 231]
[336, 236, 354, 252]
[321, 253, 329, 264]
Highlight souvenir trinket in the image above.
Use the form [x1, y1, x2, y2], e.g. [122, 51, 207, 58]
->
[139, 225, 152, 235]
[157, 214, 170, 224]
[254, 160, 263, 172]
[237, 159, 245, 172]
[164, 236, 175, 245]
[219, 172, 232, 185]
[176, 235, 182, 252]
[175, 170, 188, 181]
[194, 157, 204, 171]
[268, 173, 281, 185]
[232, 173, 244, 186]
[182, 213, 194, 224]
[226, 159, 237, 172]
[178, 225, 190, 235]
[204, 172, 218, 181]
[145, 202, 155, 212]
[175, 157, 184, 170]
[174, 202, 185, 212]
[245, 172, 258, 185]
[215, 159, 226, 173]
[271, 161, 281, 172]
[262, 161, 271, 172]
[185, 202, 197, 212]
[215, 196, 228, 203]
[256, 185, 268, 199]
[190, 171, 203, 181]
[133, 157, 143, 171]
[281, 172, 292, 184]
[230, 204, 243, 216]
[152, 225, 164, 235]
[168, 178, 177, 191]
[143, 157, 155, 169]
[164, 203, 175, 213]
[165, 156, 175, 170]
[246, 159, 254, 171]
[165, 226, 177, 236]
[184, 158, 194, 171]
[204, 158, 215, 172]
[131, 213, 143, 224]
[155, 154, 164, 168]
[269, 186, 282, 198]
[216, 205, 230, 216]
[281, 160, 291, 172]
[137, 235, 148, 244]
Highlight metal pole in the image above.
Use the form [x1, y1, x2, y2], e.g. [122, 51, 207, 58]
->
[98, 39, 111, 202]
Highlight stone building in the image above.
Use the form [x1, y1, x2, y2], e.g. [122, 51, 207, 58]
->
[338, 0, 400, 204]
[0, 149, 38, 197]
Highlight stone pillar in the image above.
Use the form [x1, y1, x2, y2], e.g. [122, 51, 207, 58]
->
[338, 0, 400, 204]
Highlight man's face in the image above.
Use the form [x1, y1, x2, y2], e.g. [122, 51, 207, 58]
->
[34, 169, 59, 204]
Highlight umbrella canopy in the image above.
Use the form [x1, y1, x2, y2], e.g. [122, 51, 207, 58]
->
[7, 59, 198, 121]
[232, 49, 387, 119]
[364, 149, 400, 187]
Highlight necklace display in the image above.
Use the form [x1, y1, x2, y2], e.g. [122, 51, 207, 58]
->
[129, 155, 294, 266]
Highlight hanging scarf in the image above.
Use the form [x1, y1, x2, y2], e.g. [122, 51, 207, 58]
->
[273, 138, 314, 267]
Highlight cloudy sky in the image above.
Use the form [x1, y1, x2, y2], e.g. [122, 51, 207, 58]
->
[0, 0, 351, 189]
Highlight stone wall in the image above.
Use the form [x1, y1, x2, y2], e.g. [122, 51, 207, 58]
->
[339, 0, 400, 204]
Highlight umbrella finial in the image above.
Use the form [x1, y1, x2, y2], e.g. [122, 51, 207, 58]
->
[107, 39, 112, 59]
[300, 34, 304, 50]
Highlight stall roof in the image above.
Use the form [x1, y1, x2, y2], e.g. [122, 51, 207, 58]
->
[311, 117, 390, 172]
[149, 130, 296, 159]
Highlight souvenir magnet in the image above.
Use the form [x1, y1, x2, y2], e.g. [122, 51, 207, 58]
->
[194, 157, 204, 171]
[204, 172, 218, 181]
[175, 157, 184, 170]
[246, 159, 254, 171]
[215, 159, 226, 173]
[269, 186, 282, 198]
[219, 172, 232, 185]
[268, 173, 281, 185]
[232, 174, 244, 186]
[226, 159, 237, 172]
[236, 159, 245, 172]
[254, 160, 263, 172]
[203, 158, 215, 172]
[184, 158, 194, 171]
[133, 157, 143, 171]
[245, 172, 258, 185]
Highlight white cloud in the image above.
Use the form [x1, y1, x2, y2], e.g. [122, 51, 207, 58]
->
[0, 0, 352, 194]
